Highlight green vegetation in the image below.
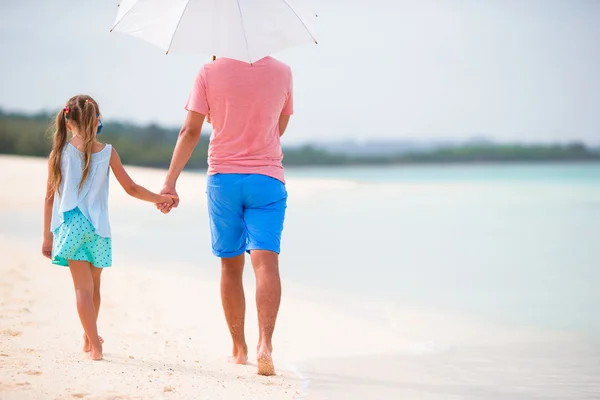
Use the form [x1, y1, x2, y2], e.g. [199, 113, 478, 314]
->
[0, 110, 210, 169]
[1, 110, 598, 168]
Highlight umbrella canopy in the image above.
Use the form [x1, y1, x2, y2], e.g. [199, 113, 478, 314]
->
[111, 0, 318, 63]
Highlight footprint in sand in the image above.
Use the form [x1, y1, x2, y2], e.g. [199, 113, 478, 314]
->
[1, 328, 22, 337]
[24, 370, 42, 376]
[263, 380, 282, 387]
[0, 381, 30, 390]
[71, 393, 88, 398]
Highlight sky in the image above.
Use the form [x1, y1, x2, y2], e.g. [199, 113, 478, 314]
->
[1, 0, 599, 145]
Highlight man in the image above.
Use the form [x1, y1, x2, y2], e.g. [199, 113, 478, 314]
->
[159, 56, 293, 376]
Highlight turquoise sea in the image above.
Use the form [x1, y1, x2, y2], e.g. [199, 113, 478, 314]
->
[285, 162, 600, 183]
[283, 163, 600, 333]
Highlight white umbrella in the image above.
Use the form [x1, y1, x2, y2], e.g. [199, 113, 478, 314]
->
[110, 0, 318, 63]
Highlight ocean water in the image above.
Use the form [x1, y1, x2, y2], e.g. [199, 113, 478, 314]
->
[281, 163, 600, 334]
[285, 162, 600, 184]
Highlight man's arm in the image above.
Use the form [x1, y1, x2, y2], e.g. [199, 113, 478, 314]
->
[280, 70, 293, 137]
[279, 114, 290, 137]
[159, 110, 205, 210]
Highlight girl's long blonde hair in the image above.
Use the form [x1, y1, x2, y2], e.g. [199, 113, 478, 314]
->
[48, 95, 101, 194]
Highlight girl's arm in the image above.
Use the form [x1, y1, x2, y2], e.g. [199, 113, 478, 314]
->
[110, 147, 175, 205]
[42, 160, 54, 259]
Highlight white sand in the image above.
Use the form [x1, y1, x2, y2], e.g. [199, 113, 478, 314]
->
[1, 156, 597, 399]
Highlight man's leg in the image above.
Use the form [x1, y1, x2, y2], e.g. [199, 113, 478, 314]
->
[250, 250, 281, 376]
[220, 254, 248, 364]
[207, 174, 248, 363]
[243, 174, 287, 376]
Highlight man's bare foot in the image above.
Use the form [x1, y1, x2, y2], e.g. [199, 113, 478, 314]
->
[257, 349, 275, 376]
[83, 334, 104, 352]
[229, 344, 248, 365]
[90, 343, 103, 361]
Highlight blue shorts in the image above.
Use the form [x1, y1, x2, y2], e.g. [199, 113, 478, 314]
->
[207, 173, 287, 258]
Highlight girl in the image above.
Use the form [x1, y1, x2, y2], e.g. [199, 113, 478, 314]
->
[41, 95, 175, 361]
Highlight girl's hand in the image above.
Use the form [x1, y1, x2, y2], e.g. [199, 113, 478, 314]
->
[159, 194, 176, 205]
[42, 236, 53, 259]
[156, 194, 177, 214]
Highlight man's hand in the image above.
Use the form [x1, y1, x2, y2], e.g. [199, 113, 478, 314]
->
[157, 183, 179, 214]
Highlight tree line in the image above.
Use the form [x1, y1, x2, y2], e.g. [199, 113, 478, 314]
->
[1, 110, 598, 168]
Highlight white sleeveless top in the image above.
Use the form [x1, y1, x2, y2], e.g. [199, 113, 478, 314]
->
[50, 143, 112, 238]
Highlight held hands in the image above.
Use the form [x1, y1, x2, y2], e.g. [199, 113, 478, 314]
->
[156, 183, 180, 214]
[156, 194, 178, 214]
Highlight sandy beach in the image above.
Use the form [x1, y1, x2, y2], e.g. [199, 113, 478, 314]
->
[1, 155, 599, 399]
[0, 155, 401, 399]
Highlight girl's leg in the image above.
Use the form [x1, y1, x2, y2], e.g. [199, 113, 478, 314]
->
[68, 260, 102, 360]
[91, 266, 102, 320]
[82, 266, 104, 352]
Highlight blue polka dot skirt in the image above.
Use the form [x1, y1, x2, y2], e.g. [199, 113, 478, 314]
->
[52, 207, 112, 268]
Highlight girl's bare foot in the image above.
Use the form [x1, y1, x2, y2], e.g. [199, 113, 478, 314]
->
[90, 343, 103, 361]
[83, 334, 104, 352]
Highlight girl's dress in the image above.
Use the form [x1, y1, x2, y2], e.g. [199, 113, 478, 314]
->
[51, 143, 113, 268]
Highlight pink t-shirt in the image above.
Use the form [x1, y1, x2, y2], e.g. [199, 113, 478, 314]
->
[185, 57, 293, 183]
